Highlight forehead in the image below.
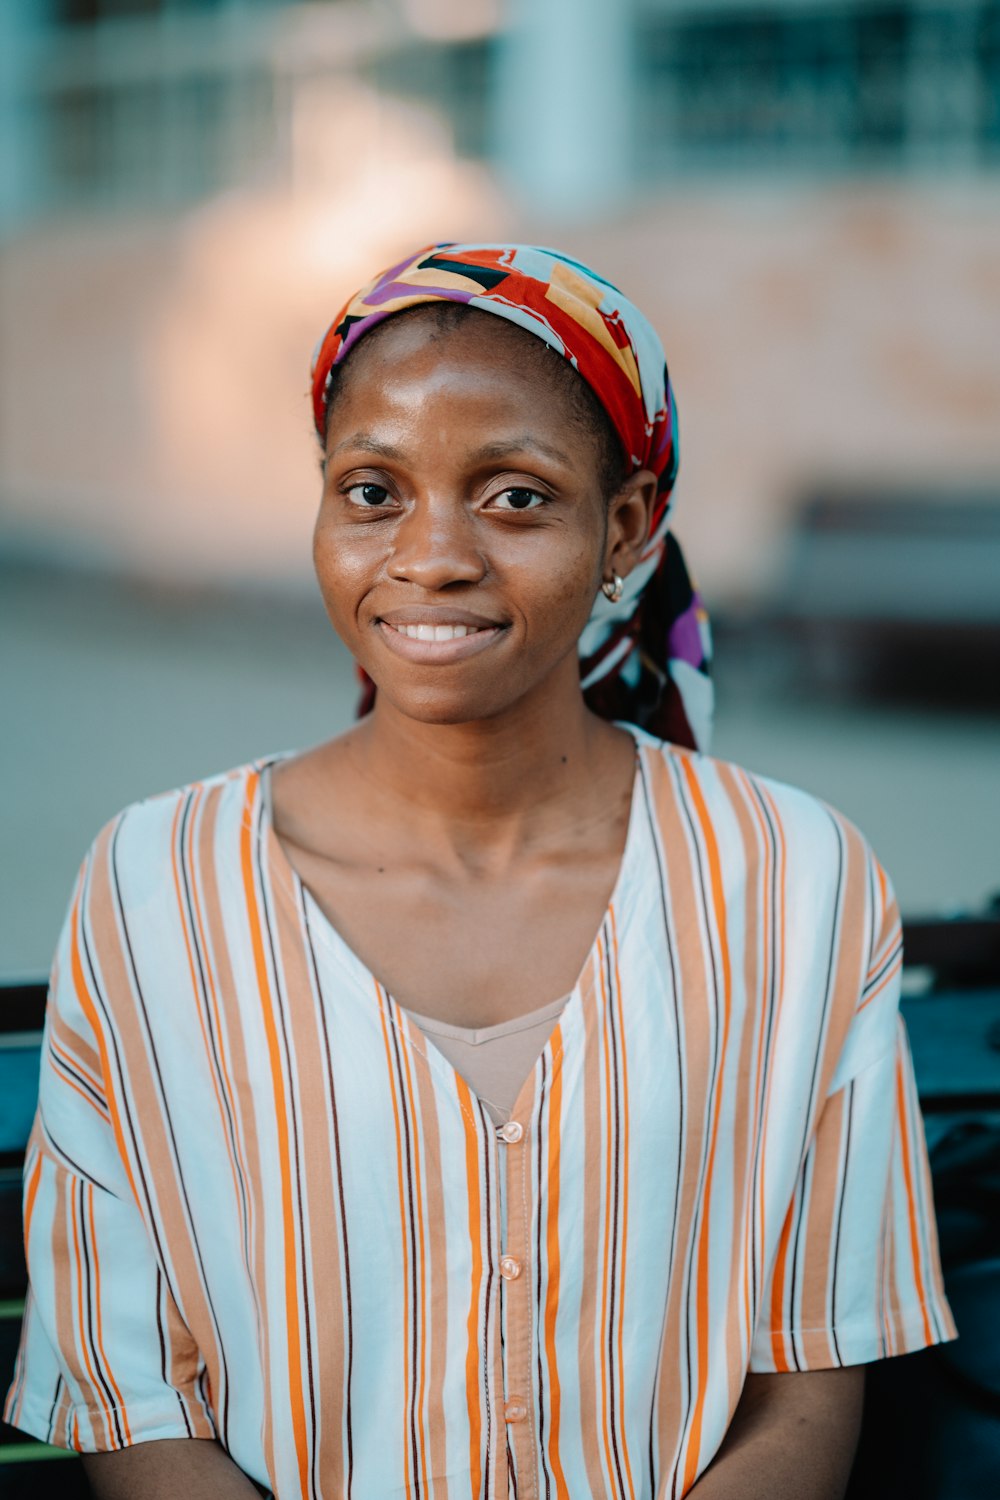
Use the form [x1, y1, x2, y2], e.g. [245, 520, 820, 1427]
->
[328, 305, 602, 441]
[340, 304, 557, 380]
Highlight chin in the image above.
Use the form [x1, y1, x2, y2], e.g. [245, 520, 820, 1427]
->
[373, 678, 521, 727]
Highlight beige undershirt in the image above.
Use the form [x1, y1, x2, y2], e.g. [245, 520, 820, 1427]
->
[401, 997, 569, 1128]
[262, 765, 568, 1129]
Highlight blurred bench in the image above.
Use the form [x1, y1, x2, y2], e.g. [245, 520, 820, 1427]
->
[0, 983, 90, 1497]
[774, 491, 1000, 705]
[1, 915, 999, 1496]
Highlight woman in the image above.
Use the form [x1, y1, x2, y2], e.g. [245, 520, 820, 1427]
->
[6, 244, 955, 1499]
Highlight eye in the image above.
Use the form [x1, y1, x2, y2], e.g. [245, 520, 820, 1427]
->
[491, 487, 547, 512]
[345, 483, 392, 508]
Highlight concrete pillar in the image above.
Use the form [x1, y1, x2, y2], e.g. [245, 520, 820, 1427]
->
[492, 0, 633, 222]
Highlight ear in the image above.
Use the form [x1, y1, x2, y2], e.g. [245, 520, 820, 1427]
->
[604, 468, 658, 580]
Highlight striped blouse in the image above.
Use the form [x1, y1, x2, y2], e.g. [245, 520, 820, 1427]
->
[5, 727, 956, 1499]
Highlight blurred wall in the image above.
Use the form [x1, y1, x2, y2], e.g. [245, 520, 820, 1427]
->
[1, 0, 998, 606]
[1, 181, 998, 603]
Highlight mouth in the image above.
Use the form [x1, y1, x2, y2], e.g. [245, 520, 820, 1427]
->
[375, 616, 507, 664]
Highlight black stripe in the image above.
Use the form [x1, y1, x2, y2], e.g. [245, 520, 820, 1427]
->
[47, 1374, 64, 1440]
[77, 1178, 126, 1447]
[785, 1157, 813, 1371]
[104, 809, 232, 1442]
[48, 1050, 108, 1113]
[801, 811, 846, 1166]
[828, 1080, 855, 1365]
[786, 813, 846, 1369]
[155, 1266, 195, 1436]
[179, 792, 258, 1335]
[507, 1433, 518, 1499]
[303, 907, 354, 1498]
[37, 1113, 108, 1193]
[862, 939, 903, 997]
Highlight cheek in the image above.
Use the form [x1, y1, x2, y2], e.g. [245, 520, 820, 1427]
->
[313, 511, 379, 600]
[523, 532, 603, 632]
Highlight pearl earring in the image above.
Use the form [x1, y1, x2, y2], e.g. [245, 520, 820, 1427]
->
[602, 572, 624, 604]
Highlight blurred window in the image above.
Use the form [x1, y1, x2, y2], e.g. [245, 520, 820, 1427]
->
[7, 0, 998, 229]
[636, 1, 1000, 175]
[57, 0, 166, 22]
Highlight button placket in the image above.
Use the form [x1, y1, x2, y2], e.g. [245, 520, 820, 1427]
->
[484, 1117, 508, 1500]
[498, 1116, 538, 1500]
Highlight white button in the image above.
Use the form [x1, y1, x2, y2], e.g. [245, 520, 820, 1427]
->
[499, 1121, 523, 1144]
[504, 1399, 527, 1424]
[499, 1255, 522, 1281]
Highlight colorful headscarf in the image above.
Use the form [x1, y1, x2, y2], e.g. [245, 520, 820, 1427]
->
[311, 243, 713, 752]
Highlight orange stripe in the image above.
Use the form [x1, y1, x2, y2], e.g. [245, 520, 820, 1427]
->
[737, 771, 789, 1373]
[86, 1184, 133, 1443]
[895, 1051, 933, 1344]
[883, 1212, 897, 1356]
[377, 990, 414, 1500]
[456, 1074, 484, 1499]
[69, 1184, 114, 1446]
[543, 1023, 569, 1500]
[679, 759, 734, 1493]
[239, 775, 310, 1495]
[397, 1025, 431, 1500]
[23, 1151, 42, 1258]
[175, 792, 248, 1235]
[733, 768, 775, 1365]
[750, 781, 789, 1341]
[876, 859, 888, 913]
[68, 881, 141, 1211]
[609, 908, 637, 1500]
[597, 938, 617, 1494]
[768, 1202, 796, 1371]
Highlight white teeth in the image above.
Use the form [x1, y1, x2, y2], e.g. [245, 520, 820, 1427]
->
[396, 623, 479, 641]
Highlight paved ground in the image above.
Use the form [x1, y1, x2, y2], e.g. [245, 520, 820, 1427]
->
[2, 564, 998, 977]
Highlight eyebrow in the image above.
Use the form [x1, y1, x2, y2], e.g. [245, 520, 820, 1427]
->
[468, 436, 573, 466]
[326, 433, 574, 467]
[327, 434, 406, 460]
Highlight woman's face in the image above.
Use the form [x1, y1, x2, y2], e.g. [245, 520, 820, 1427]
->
[314, 309, 653, 726]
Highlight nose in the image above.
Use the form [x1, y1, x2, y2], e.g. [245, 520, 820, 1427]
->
[387, 498, 487, 590]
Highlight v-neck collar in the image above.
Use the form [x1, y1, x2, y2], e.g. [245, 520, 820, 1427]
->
[258, 726, 649, 1129]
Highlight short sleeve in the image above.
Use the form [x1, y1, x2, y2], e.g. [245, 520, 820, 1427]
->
[2, 858, 217, 1452]
[749, 855, 958, 1373]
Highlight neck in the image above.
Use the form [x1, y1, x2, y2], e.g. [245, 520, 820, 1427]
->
[335, 676, 632, 867]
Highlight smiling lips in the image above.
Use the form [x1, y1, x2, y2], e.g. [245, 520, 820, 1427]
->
[377, 611, 505, 663]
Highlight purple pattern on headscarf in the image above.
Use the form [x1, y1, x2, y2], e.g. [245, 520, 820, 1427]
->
[668, 598, 706, 671]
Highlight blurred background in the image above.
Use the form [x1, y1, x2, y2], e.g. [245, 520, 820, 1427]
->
[1, 0, 999, 975]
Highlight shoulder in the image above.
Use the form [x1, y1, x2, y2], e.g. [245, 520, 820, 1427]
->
[635, 728, 865, 849]
[76, 756, 280, 911]
[633, 729, 889, 920]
